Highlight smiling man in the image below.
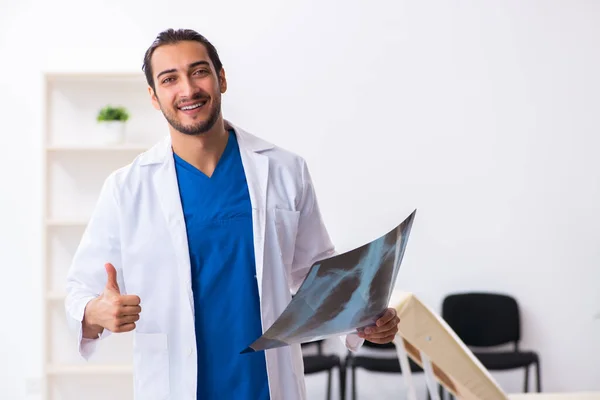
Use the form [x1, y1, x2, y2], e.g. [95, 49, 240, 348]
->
[65, 28, 400, 400]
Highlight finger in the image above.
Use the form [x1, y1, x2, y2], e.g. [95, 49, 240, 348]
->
[119, 295, 141, 306]
[375, 308, 396, 327]
[365, 316, 400, 335]
[356, 327, 371, 338]
[117, 314, 140, 325]
[364, 327, 398, 340]
[114, 322, 136, 333]
[116, 306, 141, 318]
[121, 305, 142, 316]
[104, 263, 120, 293]
[368, 334, 396, 344]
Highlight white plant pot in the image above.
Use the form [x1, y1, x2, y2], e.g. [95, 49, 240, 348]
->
[98, 121, 126, 145]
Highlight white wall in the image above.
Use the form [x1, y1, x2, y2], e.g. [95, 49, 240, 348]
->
[1, 0, 599, 398]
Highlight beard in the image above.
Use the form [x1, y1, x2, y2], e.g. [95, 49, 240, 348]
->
[159, 91, 221, 136]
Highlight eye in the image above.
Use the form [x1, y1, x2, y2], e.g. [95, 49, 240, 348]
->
[161, 76, 175, 84]
[194, 69, 210, 76]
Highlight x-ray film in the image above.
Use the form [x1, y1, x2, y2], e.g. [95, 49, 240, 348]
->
[242, 209, 417, 353]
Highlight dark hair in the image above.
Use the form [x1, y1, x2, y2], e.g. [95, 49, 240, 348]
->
[142, 28, 223, 90]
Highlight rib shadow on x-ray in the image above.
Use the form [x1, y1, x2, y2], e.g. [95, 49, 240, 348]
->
[242, 209, 416, 353]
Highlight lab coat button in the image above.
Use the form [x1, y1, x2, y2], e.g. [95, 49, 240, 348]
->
[187, 347, 193, 356]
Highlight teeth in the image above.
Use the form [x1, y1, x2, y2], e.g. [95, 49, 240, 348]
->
[180, 101, 206, 111]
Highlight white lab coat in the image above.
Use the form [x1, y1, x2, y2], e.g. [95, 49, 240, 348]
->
[65, 120, 363, 400]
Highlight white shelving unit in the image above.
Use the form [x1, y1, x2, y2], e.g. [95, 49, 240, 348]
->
[41, 71, 167, 400]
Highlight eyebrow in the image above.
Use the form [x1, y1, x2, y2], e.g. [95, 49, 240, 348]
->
[156, 60, 211, 80]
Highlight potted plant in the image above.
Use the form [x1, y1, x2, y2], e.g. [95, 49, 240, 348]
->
[97, 105, 130, 144]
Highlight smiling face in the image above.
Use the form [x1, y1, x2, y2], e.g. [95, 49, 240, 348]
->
[148, 40, 227, 136]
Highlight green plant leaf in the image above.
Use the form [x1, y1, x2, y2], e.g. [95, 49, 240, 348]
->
[97, 105, 130, 122]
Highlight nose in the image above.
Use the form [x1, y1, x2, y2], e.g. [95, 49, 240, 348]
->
[179, 76, 199, 99]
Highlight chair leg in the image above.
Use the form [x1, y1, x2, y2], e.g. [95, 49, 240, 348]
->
[339, 363, 346, 400]
[536, 360, 542, 392]
[326, 369, 332, 400]
[352, 366, 357, 400]
[428, 384, 445, 400]
[524, 365, 530, 392]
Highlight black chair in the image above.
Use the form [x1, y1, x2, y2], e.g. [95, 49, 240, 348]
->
[302, 339, 346, 400]
[442, 292, 541, 393]
[345, 340, 441, 400]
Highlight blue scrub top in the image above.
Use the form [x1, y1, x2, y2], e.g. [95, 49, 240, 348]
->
[174, 130, 270, 399]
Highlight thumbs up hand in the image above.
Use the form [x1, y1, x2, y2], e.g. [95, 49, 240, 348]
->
[82, 263, 141, 339]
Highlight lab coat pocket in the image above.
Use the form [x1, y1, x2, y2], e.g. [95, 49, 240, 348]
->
[273, 208, 300, 266]
[133, 332, 170, 400]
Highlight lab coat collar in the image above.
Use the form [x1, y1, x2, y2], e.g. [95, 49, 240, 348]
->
[139, 119, 275, 166]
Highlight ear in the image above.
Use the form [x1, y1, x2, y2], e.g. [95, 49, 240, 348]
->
[148, 85, 161, 110]
[219, 68, 227, 94]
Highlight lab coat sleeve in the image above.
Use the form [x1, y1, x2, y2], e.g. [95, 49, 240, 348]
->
[64, 172, 125, 360]
[290, 159, 364, 352]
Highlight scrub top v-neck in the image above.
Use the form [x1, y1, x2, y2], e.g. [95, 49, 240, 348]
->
[173, 130, 269, 400]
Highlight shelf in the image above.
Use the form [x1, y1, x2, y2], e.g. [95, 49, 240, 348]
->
[43, 72, 146, 398]
[46, 219, 88, 227]
[46, 364, 133, 375]
[47, 292, 66, 301]
[46, 144, 151, 152]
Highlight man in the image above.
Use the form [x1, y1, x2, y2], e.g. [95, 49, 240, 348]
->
[65, 28, 400, 400]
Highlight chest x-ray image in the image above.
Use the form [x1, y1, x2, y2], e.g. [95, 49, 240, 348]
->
[242, 209, 416, 353]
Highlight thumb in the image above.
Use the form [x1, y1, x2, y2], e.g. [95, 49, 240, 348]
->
[104, 263, 120, 293]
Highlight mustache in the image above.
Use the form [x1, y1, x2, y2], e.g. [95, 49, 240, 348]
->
[176, 91, 209, 106]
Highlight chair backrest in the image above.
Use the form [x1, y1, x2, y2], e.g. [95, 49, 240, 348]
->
[301, 339, 324, 354]
[441, 292, 521, 348]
